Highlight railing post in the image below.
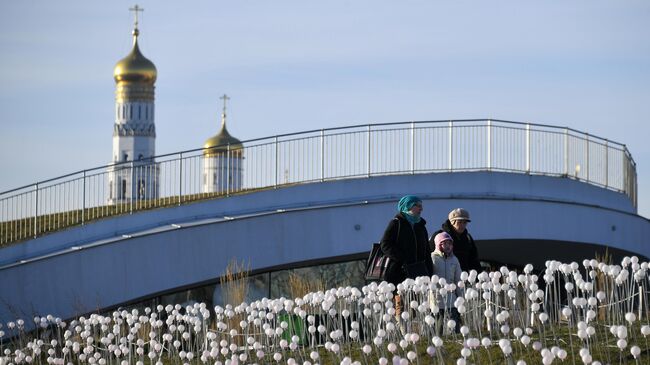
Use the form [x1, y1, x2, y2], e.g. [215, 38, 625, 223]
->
[226, 144, 231, 197]
[130, 161, 134, 214]
[585, 133, 590, 182]
[82, 170, 86, 224]
[564, 128, 569, 176]
[410, 122, 415, 174]
[274, 136, 279, 188]
[178, 153, 183, 206]
[634, 157, 637, 206]
[320, 129, 325, 182]
[487, 119, 492, 170]
[623, 151, 628, 194]
[367, 125, 371, 177]
[605, 140, 609, 189]
[34, 183, 38, 238]
[525, 123, 531, 173]
[448, 121, 453, 171]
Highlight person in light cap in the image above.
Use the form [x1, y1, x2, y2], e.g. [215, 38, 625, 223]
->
[430, 208, 481, 272]
[430, 232, 463, 334]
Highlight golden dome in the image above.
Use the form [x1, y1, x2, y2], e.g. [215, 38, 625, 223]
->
[113, 29, 157, 83]
[204, 116, 243, 155]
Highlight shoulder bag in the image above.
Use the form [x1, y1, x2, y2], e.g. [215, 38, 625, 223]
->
[364, 243, 390, 281]
[364, 218, 400, 281]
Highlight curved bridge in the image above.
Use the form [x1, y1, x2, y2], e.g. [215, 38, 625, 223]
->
[0, 119, 637, 245]
[0, 120, 646, 327]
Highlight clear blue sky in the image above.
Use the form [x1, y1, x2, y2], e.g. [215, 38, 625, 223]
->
[1, 1, 649, 218]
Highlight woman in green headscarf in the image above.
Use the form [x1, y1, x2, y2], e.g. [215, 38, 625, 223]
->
[379, 195, 433, 314]
[397, 195, 423, 225]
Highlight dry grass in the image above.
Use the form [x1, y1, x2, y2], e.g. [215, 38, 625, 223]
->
[288, 271, 326, 299]
[0, 185, 284, 247]
[0, 195, 221, 247]
[221, 259, 250, 306]
[219, 259, 250, 346]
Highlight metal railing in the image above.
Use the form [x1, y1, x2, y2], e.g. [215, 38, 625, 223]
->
[0, 119, 637, 246]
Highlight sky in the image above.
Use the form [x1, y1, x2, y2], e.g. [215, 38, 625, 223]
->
[1, 1, 649, 218]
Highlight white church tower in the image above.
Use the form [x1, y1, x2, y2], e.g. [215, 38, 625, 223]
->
[109, 5, 159, 203]
[202, 94, 243, 194]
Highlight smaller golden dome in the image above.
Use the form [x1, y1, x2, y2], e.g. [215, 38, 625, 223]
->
[114, 29, 157, 83]
[204, 118, 243, 156]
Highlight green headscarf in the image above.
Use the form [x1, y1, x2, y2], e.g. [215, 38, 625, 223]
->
[397, 195, 422, 225]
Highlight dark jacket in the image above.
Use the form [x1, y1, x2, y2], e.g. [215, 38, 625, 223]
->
[431, 219, 481, 272]
[380, 213, 433, 285]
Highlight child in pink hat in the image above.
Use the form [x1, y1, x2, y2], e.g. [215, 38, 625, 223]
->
[430, 231, 463, 334]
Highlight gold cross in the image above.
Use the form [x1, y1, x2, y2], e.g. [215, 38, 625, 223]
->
[220, 94, 230, 114]
[129, 5, 144, 29]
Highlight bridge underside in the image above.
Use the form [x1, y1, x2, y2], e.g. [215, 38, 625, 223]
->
[478, 239, 645, 270]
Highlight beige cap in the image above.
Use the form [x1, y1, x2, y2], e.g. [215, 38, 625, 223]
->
[448, 208, 471, 222]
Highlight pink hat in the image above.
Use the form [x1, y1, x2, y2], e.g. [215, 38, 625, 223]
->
[434, 232, 453, 247]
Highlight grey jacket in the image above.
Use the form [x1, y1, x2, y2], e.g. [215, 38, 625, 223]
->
[430, 250, 463, 309]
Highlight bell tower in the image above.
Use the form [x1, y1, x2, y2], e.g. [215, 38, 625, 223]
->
[109, 5, 159, 203]
[202, 94, 244, 194]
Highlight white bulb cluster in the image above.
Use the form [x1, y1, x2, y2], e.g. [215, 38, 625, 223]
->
[0, 256, 649, 364]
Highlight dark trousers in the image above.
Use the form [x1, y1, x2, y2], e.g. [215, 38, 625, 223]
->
[435, 308, 461, 335]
